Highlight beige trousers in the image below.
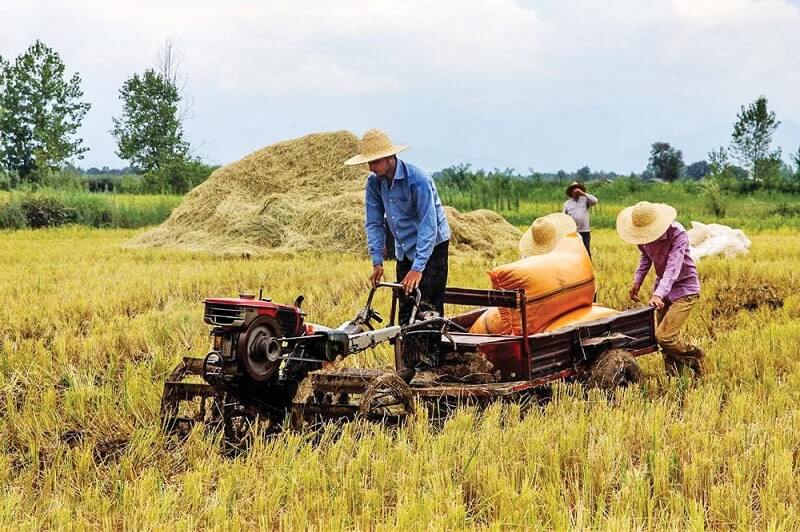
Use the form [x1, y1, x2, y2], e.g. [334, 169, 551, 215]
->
[656, 294, 705, 376]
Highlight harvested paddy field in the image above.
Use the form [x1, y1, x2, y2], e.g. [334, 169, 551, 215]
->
[1, 227, 800, 528]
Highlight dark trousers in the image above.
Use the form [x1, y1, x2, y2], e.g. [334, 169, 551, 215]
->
[579, 231, 591, 258]
[579, 231, 596, 301]
[396, 240, 449, 325]
[383, 219, 396, 260]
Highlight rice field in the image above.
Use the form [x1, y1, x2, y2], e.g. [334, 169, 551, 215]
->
[1, 226, 799, 529]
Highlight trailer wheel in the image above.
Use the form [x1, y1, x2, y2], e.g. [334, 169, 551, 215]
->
[588, 348, 642, 391]
[358, 373, 414, 423]
[160, 358, 224, 438]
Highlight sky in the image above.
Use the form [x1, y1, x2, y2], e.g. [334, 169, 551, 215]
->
[2, 0, 799, 174]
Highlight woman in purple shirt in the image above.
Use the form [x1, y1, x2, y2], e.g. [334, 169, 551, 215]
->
[617, 201, 706, 377]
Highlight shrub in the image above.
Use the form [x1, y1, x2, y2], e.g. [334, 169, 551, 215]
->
[0, 201, 28, 229]
[0, 190, 181, 229]
[609, 175, 643, 195]
[0, 170, 12, 191]
[65, 194, 115, 227]
[772, 202, 800, 218]
[20, 195, 79, 228]
[40, 167, 87, 191]
[82, 173, 144, 193]
[142, 159, 216, 194]
[83, 175, 118, 192]
[702, 180, 727, 218]
[118, 175, 143, 194]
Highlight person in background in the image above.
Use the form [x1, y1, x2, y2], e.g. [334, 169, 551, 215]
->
[616, 201, 706, 378]
[563, 181, 598, 257]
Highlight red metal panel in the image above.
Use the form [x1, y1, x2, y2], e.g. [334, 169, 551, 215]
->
[443, 305, 657, 384]
[476, 340, 526, 381]
[204, 297, 288, 311]
[519, 290, 531, 379]
[256, 307, 280, 318]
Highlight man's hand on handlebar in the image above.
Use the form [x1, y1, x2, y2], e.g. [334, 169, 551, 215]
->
[370, 264, 384, 287]
[401, 270, 423, 295]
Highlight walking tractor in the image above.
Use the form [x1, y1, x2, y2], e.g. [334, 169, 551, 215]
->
[161, 282, 657, 442]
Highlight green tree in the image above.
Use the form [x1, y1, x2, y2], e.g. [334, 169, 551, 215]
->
[789, 146, 800, 192]
[576, 166, 590, 182]
[488, 167, 514, 210]
[708, 147, 729, 174]
[730, 96, 781, 183]
[0, 57, 7, 169]
[703, 148, 735, 215]
[434, 163, 475, 189]
[707, 146, 752, 192]
[111, 69, 188, 176]
[142, 158, 214, 194]
[685, 160, 710, 180]
[0, 40, 91, 184]
[648, 142, 684, 182]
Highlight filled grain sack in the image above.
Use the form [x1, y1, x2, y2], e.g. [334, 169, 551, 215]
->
[467, 307, 503, 335]
[469, 234, 594, 335]
[688, 221, 751, 261]
[470, 301, 615, 336]
[542, 304, 619, 332]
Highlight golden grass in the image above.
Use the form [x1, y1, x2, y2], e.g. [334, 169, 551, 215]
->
[1, 226, 799, 529]
[129, 131, 521, 258]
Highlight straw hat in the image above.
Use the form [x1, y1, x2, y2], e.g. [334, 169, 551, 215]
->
[565, 181, 586, 197]
[616, 201, 677, 245]
[519, 213, 577, 257]
[343, 129, 408, 166]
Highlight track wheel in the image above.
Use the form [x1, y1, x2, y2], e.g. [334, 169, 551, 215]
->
[587, 348, 642, 391]
[160, 358, 221, 438]
[358, 372, 415, 423]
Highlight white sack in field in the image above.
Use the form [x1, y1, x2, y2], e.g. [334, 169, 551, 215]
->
[688, 221, 751, 261]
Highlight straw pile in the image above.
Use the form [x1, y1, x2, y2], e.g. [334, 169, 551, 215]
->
[129, 131, 521, 257]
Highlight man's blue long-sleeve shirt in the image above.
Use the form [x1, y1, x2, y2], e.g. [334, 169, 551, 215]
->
[365, 160, 450, 272]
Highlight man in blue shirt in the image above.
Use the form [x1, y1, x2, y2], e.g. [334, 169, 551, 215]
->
[345, 129, 451, 326]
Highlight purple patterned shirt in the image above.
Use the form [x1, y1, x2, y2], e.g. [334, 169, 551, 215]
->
[633, 222, 700, 302]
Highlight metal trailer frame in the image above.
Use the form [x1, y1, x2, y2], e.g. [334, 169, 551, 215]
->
[290, 286, 657, 426]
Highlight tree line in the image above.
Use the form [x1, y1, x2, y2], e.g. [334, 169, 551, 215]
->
[0, 40, 213, 194]
[645, 96, 799, 193]
[436, 95, 800, 199]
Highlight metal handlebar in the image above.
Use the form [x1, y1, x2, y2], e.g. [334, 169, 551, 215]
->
[366, 282, 422, 325]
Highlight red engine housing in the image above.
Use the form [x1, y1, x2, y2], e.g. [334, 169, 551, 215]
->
[203, 296, 304, 337]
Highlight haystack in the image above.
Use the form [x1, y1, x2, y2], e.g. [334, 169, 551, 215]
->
[129, 131, 521, 257]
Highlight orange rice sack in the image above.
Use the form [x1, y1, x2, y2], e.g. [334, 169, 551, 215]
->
[487, 235, 595, 335]
[542, 304, 620, 332]
[467, 307, 505, 334]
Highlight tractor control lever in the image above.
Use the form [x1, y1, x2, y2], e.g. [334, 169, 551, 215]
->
[372, 282, 422, 324]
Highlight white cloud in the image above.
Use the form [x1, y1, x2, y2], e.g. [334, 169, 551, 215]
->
[1, 0, 798, 170]
[672, 0, 799, 26]
[1, 0, 543, 94]
[197, 0, 545, 92]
